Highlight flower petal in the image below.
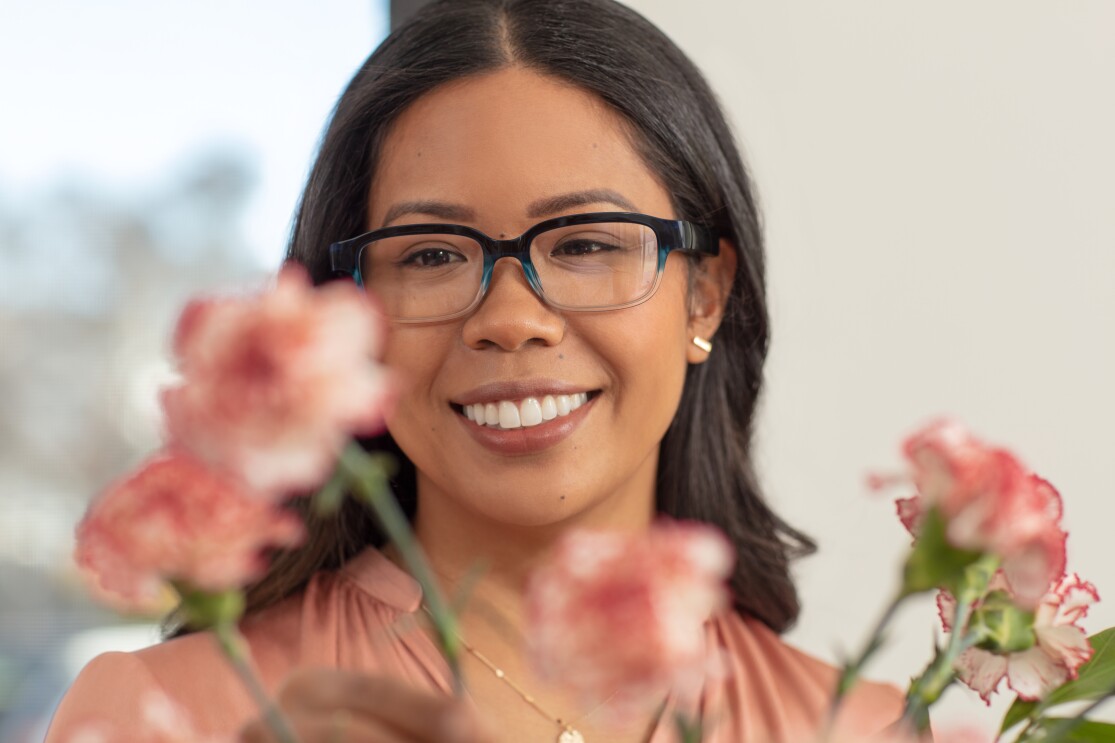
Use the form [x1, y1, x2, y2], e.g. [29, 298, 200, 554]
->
[1050, 574, 1100, 626]
[937, 590, 957, 632]
[1035, 625, 1093, 679]
[1006, 647, 1070, 701]
[954, 648, 1007, 703]
[896, 496, 923, 535]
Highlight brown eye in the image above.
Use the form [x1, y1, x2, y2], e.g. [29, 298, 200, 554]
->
[400, 248, 465, 268]
[552, 239, 620, 257]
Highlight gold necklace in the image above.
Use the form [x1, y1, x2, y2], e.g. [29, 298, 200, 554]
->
[422, 607, 613, 743]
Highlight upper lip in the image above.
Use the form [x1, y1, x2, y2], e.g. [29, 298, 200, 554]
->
[451, 379, 598, 406]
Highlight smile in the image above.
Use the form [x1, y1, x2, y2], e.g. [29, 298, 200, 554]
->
[461, 393, 590, 430]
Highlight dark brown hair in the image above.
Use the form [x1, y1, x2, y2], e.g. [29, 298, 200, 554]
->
[177, 0, 815, 636]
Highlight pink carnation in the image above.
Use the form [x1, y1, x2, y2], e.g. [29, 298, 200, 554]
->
[75, 450, 304, 609]
[939, 572, 1098, 703]
[161, 264, 390, 497]
[525, 520, 734, 721]
[886, 419, 1066, 607]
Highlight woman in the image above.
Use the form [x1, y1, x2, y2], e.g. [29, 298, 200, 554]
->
[48, 1, 902, 740]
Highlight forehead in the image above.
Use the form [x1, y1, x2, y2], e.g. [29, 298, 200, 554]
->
[367, 67, 674, 231]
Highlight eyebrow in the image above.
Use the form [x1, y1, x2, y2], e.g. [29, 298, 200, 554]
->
[381, 200, 476, 228]
[379, 189, 639, 228]
[526, 189, 638, 218]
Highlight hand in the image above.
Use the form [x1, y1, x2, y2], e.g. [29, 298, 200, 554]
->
[239, 668, 493, 743]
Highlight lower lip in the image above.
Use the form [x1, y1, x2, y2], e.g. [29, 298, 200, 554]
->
[456, 397, 596, 455]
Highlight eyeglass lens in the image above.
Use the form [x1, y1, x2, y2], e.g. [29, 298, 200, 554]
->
[359, 222, 660, 320]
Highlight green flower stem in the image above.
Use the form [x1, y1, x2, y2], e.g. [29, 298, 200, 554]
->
[827, 590, 909, 730]
[214, 620, 300, 743]
[674, 712, 703, 743]
[902, 596, 975, 731]
[339, 443, 464, 695]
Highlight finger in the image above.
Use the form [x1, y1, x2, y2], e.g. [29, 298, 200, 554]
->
[302, 711, 411, 743]
[277, 669, 472, 741]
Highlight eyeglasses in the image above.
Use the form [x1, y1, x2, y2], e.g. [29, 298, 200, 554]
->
[330, 211, 719, 323]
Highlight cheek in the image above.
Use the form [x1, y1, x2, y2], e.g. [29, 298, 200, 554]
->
[381, 326, 452, 420]
[599, 269, 691, 404]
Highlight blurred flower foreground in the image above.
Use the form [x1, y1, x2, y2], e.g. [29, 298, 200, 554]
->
[47, 265, 1115, 742]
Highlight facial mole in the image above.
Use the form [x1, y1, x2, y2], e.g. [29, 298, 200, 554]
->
[499, 233, 507, 238]
[560, 495, 566, 500]
[558, 353, 565, 360]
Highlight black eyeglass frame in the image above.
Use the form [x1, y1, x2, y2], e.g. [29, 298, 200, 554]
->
[329, 211, 719, 323]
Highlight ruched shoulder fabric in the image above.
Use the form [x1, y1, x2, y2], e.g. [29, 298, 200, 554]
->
[46, 548, 903, 741]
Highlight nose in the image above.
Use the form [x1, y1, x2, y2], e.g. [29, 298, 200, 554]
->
[460, 257, 565, 351]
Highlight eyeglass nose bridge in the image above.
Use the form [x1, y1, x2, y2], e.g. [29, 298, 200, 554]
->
[475, 235, 549, 307]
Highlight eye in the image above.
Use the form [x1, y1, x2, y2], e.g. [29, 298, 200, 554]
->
[399, 247, 466, 268]
[551, 238, 621, 257]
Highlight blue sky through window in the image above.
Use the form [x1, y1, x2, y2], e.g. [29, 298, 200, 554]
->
[0, 0, 389, 268]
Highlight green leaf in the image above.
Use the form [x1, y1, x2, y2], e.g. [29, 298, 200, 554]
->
[1024, 718, 1115, 742]
[1002, 627, 1115, 733]
[1003, 699, 1039, 734]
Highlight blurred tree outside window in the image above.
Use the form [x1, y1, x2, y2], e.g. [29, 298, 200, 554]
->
[0, 3, 389, 739]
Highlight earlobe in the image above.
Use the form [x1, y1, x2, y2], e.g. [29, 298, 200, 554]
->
[686, 238, 737, 364]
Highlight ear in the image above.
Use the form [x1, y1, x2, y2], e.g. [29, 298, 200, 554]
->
[686, 238, 737, 364]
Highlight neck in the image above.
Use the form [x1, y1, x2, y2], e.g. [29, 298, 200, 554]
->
[379, 467, 660, 743]
[402, 464, 657, 636]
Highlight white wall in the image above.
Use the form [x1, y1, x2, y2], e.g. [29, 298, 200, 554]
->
[623, 0, 1115, 731]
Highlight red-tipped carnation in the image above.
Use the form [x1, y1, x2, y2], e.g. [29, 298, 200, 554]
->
[75, 450, 304, 610]
[887, 419, 1067, 607]
[940, 572, 1098, 703]
[161, 264, 390, 497]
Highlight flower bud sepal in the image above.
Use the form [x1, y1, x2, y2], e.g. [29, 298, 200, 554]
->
[969, 590, 1037, 655]
[901, 507, 984, 597]
[172, 581, 246, 630]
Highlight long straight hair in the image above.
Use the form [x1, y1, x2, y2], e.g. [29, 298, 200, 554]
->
[190, 0, 814, 636]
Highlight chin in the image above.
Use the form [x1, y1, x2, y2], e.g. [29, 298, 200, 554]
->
[468, 488, 593, 529]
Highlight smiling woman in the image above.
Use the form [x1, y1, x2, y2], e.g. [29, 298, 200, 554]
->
[46, 1, 904, 742]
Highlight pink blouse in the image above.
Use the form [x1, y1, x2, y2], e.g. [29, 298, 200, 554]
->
[46, 548, 902, 741]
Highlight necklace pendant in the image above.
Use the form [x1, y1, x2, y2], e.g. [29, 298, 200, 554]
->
[558, 728, 585, 743]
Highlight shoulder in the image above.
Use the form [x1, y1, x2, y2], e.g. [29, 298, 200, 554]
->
[44, 651, 163, 742]
[46, 589, 308, 739]
[708, 612, 904, 739]
[46, 553, 418, 738]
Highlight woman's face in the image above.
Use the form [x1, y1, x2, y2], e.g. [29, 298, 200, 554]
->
[369, 67, 728, 533]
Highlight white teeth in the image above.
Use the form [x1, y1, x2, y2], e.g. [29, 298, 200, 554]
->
[520, 397, 543, 427]
[540, 395, 557, 421]
[462, 393, 592, 429]
[555, 395, 572, 416]
[498, 400, 521, 428]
